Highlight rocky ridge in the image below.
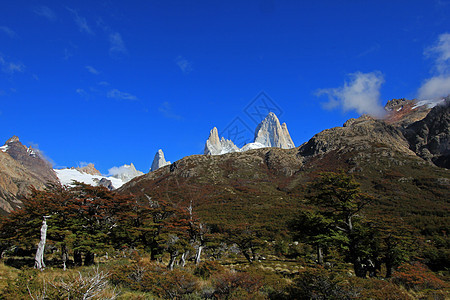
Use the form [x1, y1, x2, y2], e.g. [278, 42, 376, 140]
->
[75, 163, 101, 176]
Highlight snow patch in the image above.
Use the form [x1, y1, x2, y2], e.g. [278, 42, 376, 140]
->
[55, 168, 125, 189]
[413, 99, 445, 110]
[0, 145, 9, 152]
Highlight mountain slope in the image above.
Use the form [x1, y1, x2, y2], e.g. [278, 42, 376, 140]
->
[120, 106, 449, 233]
[0, 137, 58, 214]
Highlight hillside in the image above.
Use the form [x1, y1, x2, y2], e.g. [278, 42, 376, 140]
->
[119, 100, 450, 235]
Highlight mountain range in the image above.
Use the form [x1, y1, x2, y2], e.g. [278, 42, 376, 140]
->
[0, 98, 448, 218]
[119, 98, 449, 229]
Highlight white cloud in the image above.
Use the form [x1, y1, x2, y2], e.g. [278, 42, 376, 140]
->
[418, 76, 450, 99]
[109, 32, 127, 57]
[85, 65, 100, 75]
[0, 26, 17, 38]
[159, 101, 183, 120]
[107, 165, 140, 178]
[34, 6, 56, 21]
[67, 8, 94, 35]
[316, 71, 385, 118]
[175, 56, 193, 73]
[418, 33, 450, 99]
[425, 32, 450, 73]
[107, 89, 137, 100]
[0, 55, 25, 74]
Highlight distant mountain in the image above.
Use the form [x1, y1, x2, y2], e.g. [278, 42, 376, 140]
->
[109, 163, 144, 182]
[55, 163, 144, 190]
[204, 112, 295, 155]
[0, 136, 58, 214]
[76, 163, 101, 176]
[150, 149, 171, 171]
[204, 128, 240, 155]
[1, 136, 58, 184]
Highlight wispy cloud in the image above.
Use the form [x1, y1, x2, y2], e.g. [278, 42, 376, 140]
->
[85, 65, 100, 75]
[67, 8, 94, 35]
[175, 56, 193, 74]
[0, 55, 25, 74]
[34, 6, 57, 21]
[76, 88, 89, 99]
[28, 142, 55, 167]
[109, 32, 127, 57]
[316, 71, 385, 118]
[159, 101, 183, 120]
[418, 33, 450, 99]
[107, 89, 137, 100]
[0, 26, 17, 38]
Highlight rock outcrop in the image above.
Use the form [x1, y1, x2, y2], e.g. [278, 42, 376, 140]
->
[76, 163, 101, 176]
[204, 127, 239, 155]
[98, 178, 114, 190]
[150, 149, 171, 172]
[403, 99, 450, 168]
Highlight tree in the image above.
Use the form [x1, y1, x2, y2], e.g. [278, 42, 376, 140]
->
[290, 172, 374, 277]
[0, 183, 135, 267]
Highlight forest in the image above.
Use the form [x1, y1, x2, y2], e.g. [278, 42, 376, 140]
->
[0, 172, 448, 299]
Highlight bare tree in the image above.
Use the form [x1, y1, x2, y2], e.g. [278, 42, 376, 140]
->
[34, 216, 50, 270]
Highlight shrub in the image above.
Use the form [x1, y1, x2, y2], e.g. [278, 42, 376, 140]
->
[286, 267, 351, 300]
[212, 269, 263, 299]
[392, 261, 447, 291]
[111, 260, 200, 299]
[193, 260, 225, 279]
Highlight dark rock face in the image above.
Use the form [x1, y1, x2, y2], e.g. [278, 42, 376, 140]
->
[98, 178, 114, 190]
[403, 100, 450, 168]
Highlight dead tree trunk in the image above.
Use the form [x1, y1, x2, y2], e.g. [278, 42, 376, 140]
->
[34, 217, 48, 270]
[195, 245, 203, 265]
[62, 245, 68, 271]
[168, 251, 178, 270]
[179, 251, 188, 267]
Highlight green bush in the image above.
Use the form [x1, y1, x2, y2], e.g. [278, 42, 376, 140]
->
[193, 260, 225, 279]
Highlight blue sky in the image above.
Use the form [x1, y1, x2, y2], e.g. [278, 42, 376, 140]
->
[1, 0, 450, 174]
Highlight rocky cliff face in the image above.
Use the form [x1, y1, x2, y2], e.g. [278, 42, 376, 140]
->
[150, 149, 171, 171]
[204, 127, 239, 155]
[403, 99, 449, 168]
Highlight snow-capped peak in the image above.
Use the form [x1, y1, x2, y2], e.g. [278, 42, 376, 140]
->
[204, 112, 295, 156]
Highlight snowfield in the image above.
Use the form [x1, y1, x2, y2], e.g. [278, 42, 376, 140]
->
[54, 168, 126, 189]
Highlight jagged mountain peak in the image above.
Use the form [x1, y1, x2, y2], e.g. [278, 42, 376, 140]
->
[204, 127, 239, 155]
[204, 112, 295, 155]
[150, 149, 171, 172]
[5, 136, 20, 144]
[254, 112, 295, 149]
